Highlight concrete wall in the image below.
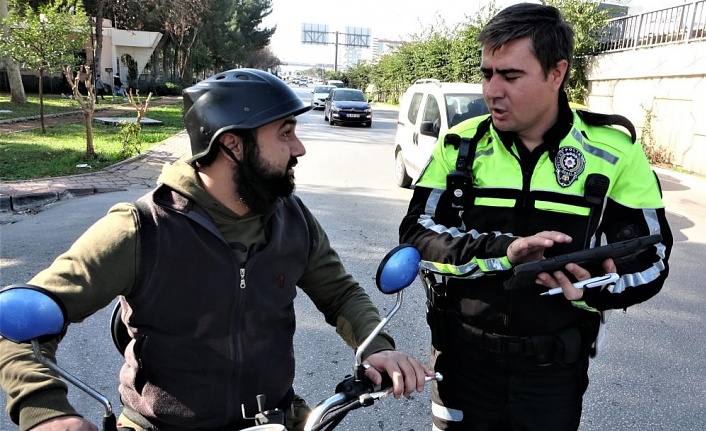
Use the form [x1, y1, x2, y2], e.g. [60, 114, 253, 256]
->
[586, 40, 706, 175]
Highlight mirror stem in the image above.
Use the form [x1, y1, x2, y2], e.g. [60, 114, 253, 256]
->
[354, 291, 403, 380]
[31, 340, 114, 417]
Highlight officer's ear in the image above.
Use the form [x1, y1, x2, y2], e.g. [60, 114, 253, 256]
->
[550, 59, 568, 91]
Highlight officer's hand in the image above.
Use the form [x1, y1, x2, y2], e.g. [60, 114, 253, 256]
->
[535, 258, 617, 300]
[29, 416, 97, 431]
[507, 231, 572, 265]
[363, 350, 435, 399]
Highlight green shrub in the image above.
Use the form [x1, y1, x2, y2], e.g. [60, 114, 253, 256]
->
[155, 81, 184, 96]
[118, 121, 143, 158]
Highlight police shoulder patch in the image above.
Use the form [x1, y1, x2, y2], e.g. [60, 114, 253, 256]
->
[554, 146, 585, 187]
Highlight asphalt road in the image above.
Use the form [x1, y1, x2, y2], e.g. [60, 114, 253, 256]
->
[0, 86, 704, 430]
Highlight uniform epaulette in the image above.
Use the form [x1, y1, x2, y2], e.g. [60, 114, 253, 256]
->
[575, 110, 636, 144]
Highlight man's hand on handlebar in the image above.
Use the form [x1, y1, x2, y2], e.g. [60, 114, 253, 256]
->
[362, 350, 435, 399]
[29, 416, 97, 431]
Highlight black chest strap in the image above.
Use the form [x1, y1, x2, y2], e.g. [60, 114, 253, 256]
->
[444, 117, 492, 208]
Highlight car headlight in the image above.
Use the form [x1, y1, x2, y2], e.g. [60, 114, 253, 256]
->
[331, 106, 340, 112]
[365, 108, 372, 113]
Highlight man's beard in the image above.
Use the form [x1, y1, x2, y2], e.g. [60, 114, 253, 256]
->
[234, 143, 297, 214]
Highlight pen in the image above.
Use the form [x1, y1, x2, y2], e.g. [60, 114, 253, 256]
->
[540, 273, 619, 296]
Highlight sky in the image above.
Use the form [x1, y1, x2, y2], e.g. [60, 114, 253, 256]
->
[262, 0, 683, 67]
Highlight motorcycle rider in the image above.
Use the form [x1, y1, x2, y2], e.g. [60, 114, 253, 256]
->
[0, 68, 435, 431]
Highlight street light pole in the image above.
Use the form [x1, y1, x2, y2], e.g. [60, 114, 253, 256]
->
[334, 31, 339, 72]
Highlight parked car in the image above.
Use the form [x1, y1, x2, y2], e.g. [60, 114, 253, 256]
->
[311, 85, 336, 109]
[324, 88, 373, 127]
[394, 79, 488, 188]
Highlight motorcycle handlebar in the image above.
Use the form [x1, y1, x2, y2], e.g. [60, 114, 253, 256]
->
[303, 372, 442, 431]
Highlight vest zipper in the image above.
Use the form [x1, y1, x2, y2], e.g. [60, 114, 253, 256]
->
[229, 262, 246, 422]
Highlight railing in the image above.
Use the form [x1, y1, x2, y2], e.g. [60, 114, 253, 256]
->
[598, 0, 706, 52]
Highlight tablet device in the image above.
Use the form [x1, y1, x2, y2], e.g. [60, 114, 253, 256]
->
[505, 234, 662, 290]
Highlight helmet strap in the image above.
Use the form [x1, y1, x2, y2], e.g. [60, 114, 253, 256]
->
[219, 142, 239, 163]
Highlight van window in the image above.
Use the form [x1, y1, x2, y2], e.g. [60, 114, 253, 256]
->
[327, 80, 345, 88]
[422, 95, 441, 135]
[407, 93, 423, 124]
[447, 94, 488, 127]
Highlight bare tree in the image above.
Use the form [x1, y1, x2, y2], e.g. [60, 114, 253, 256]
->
[63, 65, 97, 159]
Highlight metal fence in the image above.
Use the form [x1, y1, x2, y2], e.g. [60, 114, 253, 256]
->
[598, 0, 706, 52]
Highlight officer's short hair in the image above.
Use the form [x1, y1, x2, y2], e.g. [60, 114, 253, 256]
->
[477, 3, 574, 88]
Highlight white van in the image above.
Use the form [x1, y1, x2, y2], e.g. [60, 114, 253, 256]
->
[394, 79, 487, 188]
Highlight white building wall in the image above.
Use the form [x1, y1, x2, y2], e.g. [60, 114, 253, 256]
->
[586, 40, 706, 175]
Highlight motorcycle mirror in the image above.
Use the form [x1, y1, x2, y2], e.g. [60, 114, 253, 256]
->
[0, 285, 67, 344]
[375, 244, 421, 294]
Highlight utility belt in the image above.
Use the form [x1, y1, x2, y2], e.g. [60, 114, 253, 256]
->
[118, 388, 310, 431]
[421, 270, 599, 365]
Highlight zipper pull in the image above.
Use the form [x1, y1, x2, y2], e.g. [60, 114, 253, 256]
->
[240, 267, 246, 289]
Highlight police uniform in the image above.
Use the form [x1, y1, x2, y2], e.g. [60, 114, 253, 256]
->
[399, 93, 672, 430]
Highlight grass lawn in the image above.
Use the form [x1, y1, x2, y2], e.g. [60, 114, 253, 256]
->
[0, 102, 184, 181]
[0, 92, 127, 120]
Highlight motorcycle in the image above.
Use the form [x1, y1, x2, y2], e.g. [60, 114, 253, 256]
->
[0, 244, 441, 431]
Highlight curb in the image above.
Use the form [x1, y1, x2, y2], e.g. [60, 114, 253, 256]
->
[0, 186, 127, 213]
[0, 107, 117, 125]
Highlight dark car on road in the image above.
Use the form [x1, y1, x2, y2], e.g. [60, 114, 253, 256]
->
[323, 88, 372, 127]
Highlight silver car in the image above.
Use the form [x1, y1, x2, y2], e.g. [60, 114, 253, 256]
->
[311, 85, 335, 110]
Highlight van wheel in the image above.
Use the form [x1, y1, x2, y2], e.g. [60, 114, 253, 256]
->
[395, 149, 412, 188]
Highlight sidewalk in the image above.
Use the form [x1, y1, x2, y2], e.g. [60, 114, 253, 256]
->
[0, 96, 188, 213]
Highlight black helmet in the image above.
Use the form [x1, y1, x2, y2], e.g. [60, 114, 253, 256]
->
[183, 68, 311, 162]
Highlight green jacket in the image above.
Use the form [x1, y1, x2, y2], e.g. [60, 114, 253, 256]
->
[1, 160, 393, 431]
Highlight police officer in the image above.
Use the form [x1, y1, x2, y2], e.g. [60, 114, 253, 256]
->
[0, 69, 434, 431]
[399, 4, 672, 430]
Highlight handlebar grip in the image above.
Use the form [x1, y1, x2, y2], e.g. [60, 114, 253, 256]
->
[377, 371, 393, 391]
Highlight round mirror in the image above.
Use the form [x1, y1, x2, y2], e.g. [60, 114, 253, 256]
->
[375, 244, 421, 294]
[0, 285, 66, 343]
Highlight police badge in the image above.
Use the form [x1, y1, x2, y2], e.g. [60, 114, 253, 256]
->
[555, 146, 585, 187]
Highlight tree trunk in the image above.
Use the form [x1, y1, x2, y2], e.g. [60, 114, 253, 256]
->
[94, 0, 105, 74]
[3, 58, 26, 103]
[38, 68, 46, 134]
[84, 110, 95, 159]
[0, 0, 26, 103]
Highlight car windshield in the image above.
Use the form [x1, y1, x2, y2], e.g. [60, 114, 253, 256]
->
[314, 86, 334, 93]
[446, 94, 489, 127]
[332, 90, 366, 102]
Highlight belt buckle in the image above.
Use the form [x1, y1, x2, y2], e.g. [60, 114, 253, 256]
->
[482, 332, 503, 354]
[505, 338, 522, 355]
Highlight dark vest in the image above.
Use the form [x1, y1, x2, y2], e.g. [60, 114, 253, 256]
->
[118, 185, 310, 429]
